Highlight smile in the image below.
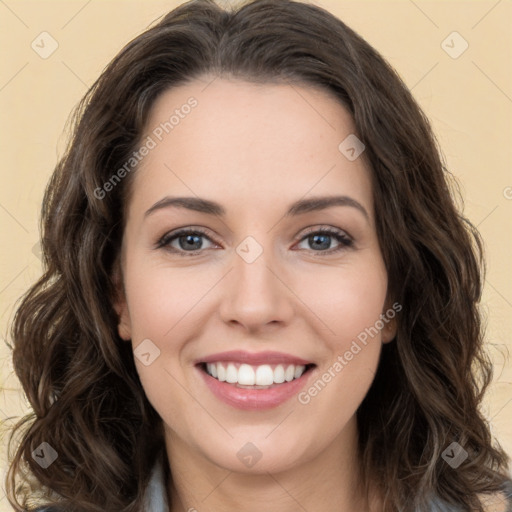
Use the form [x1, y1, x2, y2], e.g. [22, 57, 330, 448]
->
[203, 362, 310, 388]
[195, 351, 317, 410]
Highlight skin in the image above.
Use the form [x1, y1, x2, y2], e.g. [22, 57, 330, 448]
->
[114, 77, 397, 512]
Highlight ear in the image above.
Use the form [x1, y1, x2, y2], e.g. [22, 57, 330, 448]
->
[111, 260, 132, 341]
[381, 299, 399, 344]
[381, 317, 397, 344]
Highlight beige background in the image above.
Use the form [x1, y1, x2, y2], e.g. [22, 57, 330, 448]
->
[1, 0, 511, 507]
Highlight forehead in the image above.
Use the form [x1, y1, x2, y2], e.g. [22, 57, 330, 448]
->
[129, 78, 373, 220]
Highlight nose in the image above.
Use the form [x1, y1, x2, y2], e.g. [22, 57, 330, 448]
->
[218, 241, 294, 333]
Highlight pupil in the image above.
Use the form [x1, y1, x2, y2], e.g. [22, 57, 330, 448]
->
[312, 234, 329, 250]
[183, 234, 201, 249]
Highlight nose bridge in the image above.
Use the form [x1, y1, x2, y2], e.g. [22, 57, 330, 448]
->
[219, 232, 293, 329]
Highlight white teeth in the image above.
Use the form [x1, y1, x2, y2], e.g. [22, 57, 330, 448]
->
[255, 365, 274, 386]
[294, 365, 304, 379]
[204, 362, 308, 385]
[217, 364, 227, 382]
[226, 363, 238, 383]
[273, 365, 285, 384]
[238, 364, 255, 385]
[285, 365, 295, 382]
[206, 363, 217, 378]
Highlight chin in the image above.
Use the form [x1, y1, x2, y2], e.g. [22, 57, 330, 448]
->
[195, 429, 319, 475]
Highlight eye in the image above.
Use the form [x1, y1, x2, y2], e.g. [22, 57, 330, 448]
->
[156, 227, 217, 256]
[295, 226, 354, 254]
[156, 225, 354, 257]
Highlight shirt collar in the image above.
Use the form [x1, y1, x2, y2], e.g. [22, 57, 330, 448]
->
[143, 450, 170, 512]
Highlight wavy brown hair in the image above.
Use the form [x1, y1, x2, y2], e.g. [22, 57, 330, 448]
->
[4, 0, 510, 510]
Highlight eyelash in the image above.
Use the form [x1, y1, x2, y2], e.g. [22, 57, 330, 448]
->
[155, 226, 354, 257]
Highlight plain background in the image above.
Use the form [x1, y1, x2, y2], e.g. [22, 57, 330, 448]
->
[1, 0, 511, 506]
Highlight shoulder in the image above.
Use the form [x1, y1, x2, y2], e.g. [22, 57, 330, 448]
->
[428, 479, 512, 511]
[478, 479, 512, 512]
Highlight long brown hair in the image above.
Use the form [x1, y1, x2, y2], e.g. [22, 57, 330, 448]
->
[4, 0, 510, 510]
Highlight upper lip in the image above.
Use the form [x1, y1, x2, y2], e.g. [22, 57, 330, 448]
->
[196, 350, 314, 366]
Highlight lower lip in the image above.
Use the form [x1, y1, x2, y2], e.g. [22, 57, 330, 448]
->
[197, 365, 315, 411]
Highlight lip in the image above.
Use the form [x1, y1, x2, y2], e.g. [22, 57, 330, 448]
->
[195, 350, 313, 366]
[196, 362, 317, 411]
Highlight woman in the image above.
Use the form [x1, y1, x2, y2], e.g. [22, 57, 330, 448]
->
[4, 0, 512, 510]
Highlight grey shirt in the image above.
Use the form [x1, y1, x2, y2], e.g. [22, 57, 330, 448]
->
[143, 451, 169, 512]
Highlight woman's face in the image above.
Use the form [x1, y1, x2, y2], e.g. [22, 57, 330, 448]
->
[115, 78, 396, 474]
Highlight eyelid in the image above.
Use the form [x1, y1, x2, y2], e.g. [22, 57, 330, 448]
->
[155, 226, 217, 250]
[298, 224, 352, 240]
[293, 225, 354, 254]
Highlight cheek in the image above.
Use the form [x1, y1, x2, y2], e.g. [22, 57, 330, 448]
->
[121, 255, 229, 420]
[297, 259, 388, 348]
[294, 259, 387, 410]
[124, 261, 213, 341]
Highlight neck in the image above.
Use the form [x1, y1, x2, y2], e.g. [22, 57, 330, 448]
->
[164, 417, 380, 512]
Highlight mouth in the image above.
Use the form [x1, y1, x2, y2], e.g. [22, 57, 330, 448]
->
[197, 361, 316, 389]
[195, 352, 317, 410]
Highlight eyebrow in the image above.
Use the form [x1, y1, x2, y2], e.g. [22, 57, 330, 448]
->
[144, 195, 369, 221]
